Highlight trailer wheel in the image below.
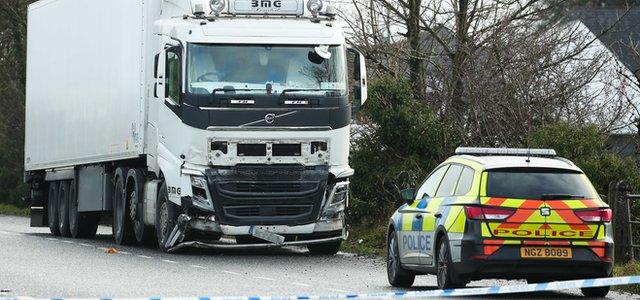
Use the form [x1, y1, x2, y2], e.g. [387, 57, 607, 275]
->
[307, 240, 342, 255]
[58, 181, 71, 237]
[127, 168, 155, 246]
[47, 182, 60, 236]
[113, 168, 135, 245]
[156, 181, 178, 253]
[69, 179, 99, 239]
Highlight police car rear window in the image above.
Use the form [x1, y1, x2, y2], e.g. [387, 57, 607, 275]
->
[485, 168, 597, 200]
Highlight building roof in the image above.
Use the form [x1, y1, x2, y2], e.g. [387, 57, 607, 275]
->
[573, 8, 640, 79]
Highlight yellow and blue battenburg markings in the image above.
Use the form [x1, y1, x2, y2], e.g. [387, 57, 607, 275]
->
[6, 276, 639, 300]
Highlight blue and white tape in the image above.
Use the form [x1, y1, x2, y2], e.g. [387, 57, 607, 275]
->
[2, 275, 639, 300]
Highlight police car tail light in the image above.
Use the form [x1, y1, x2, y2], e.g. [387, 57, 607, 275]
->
[465, 206, 514, 221]
[575, 208, 612, 222]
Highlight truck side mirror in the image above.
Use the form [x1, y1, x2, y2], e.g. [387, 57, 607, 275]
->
[347, 47, 368, 109]
[400, 188, 416, 205]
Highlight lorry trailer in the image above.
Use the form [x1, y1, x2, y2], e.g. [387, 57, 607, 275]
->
[24, 0, 367, 253]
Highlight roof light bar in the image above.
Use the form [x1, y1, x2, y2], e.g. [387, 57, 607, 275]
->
[455, 147, 557, 157]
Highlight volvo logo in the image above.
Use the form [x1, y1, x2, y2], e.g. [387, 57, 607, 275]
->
[540, 207, 551, 217]
[264, 113, 276, 124]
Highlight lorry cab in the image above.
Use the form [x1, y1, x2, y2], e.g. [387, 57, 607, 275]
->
[25, 0, 366, 255]
[387, 148, 613, 297]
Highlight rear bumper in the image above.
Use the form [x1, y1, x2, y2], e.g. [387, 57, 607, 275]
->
[454, 240, 613, 281]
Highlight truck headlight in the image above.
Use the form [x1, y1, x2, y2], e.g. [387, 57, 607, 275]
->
[321, 182, 348, 219]
[191, 176, 214, 211]
[307, 0, 323, 16]
[210, 0, 226, 15]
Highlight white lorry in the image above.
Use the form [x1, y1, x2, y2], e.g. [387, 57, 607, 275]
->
[25, 0, 367, 253]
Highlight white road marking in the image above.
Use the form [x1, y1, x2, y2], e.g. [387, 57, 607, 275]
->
[118, 251, 131, 255]
[161, 259, 177, 264]
[223, 270, 242, 276]
[328, 288, 350, 293]
[254, 276, 276, 281]
[46, 238, 57, 241]
[62, 240, 74, 244]
[191, 265, 206, 269]
[79, 243, 92, 247]
[136, 255, 152, 259]
[98, 247, 108, 251]
[291, 282, 311, 287]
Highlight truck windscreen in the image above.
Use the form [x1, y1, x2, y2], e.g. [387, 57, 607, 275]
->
[187, 44, 347, 96]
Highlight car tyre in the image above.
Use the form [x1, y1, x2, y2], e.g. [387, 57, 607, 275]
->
[113, 168, 135, 245]
[436, 236, 466, 289]
[47, 182, 60, 236]
[387, 230, 415, 287]
[58, 181, 71, 237]
[156, 181, 178, 253]
[307, 240, 342, 255]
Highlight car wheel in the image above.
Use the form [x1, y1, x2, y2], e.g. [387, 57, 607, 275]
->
[581, 286, 610, 298]
[156, 181, 178, 253]
[436, 236, 465, 289]
[307, 240, 342, 255]
[47, 182, 60, 236]
[387, 230, 415, 287]
[57, 181, 71, 237]
[113, 170, 135, 245]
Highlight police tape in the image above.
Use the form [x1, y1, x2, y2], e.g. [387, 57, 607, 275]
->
[1, 275, 639, 300]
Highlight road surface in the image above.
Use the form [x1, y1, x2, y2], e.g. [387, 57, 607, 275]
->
[0, 215, 637, 299]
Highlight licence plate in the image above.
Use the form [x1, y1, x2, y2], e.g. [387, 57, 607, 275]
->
[520, 247, 572, 259]
[249, 226, 285, 245]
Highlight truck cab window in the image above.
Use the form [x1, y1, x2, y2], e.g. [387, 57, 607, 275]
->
[166, 49, 182, 103]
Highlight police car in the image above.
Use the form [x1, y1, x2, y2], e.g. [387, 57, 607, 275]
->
[386, 148, 613, 297]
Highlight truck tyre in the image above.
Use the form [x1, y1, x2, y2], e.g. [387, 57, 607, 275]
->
[156, 181, 178, 253]
[113, 168, 135, 245]
[436, 236, 466, 289]
[69, 179, 99, 239]
[58, 181, 71, 237]
[47, 181, 60, 236]
[127, 168, 155, 246]
[387, 230, 415, 287]
[307, 240, 342, 255]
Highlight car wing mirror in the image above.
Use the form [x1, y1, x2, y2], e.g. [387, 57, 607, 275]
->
[400, 188, 416, 205]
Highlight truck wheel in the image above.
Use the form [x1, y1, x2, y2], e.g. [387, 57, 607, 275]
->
[387, 230, 415, 287]
[47, 181, 60, 236]
[113, 169, 135, 245]
[156, 181, 178, 253]
[127, 168, 155, 246]
[69, 179, 100, 239]
[436, 236, 466, 289]
[307, 240, 342, 255]
[58, 181, 71, 237]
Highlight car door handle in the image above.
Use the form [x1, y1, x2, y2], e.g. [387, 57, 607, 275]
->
[415, 214, 423, 219]
[435, 213, 442, 218]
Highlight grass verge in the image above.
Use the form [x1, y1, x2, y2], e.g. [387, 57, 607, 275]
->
[614, 261, 640, 294]
[341, 223, 387, 257]
[0, 203, 29, 216]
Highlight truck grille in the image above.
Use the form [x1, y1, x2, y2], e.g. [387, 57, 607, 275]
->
[218, 181, 318, 196]
[206, 165, 329, 226]
[224, 205, 313, 218]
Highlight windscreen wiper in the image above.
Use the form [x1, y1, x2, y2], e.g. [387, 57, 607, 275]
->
[212, 88, 267, 95]
[540, 194, 585, 200]
[280, 89, 342, 98]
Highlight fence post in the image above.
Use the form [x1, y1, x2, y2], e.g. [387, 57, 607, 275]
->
[610, 180, 632, 263]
